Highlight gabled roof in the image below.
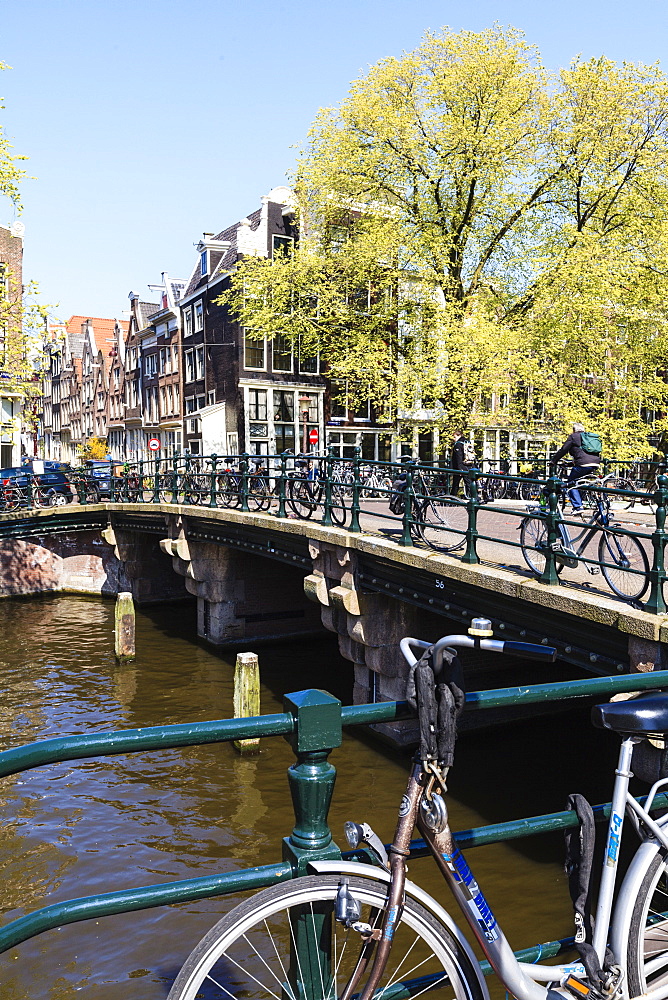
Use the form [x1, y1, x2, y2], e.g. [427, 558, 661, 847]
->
[183, 207, 263, 299]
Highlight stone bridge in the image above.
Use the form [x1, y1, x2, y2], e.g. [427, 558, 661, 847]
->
[0, 502, 665, 718]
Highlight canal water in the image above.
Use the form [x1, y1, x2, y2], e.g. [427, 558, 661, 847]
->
[0, 594, 628, 999]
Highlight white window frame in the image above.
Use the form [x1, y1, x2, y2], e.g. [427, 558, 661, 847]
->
[244, 332, 266, 371]
[194, 300, 204, 332]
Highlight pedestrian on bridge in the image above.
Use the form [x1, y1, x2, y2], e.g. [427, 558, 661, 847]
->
[551, 423, 602, 513]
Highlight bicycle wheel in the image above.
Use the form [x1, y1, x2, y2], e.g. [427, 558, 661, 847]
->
[33, 487, 57, 508]
[519, 516, 564, 577]
[417, 497, 466, 552]
[287, 477, 317, 519]
[248, 475, 272, 511]
[598, 529, 649, 601]
[329, 485, 347, 527]
[217, 472, 241, 508]
[1, 487, 21, 512]
[166, 873, 484, 1000]
[626, 851, 668, 997]
[519, 479, 542, 502]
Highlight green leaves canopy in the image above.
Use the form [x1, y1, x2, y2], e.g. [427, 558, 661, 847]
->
[224, 26, 668, 457]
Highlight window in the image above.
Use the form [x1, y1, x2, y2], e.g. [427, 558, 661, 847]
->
[185, 349, 196, 383]
[197, 394, 206, 410]
[160, 387, 166, 417]
[298, 338, 319, 374]
[0, 264, 5, 296]
[186, 396, 197, 414]
[207, 391, 215, 406]
[244, 332, 266, 370]
[329, 382, 348, 419]
[272, 334, 293, 373]
[173, 384, 179, 410]
[183, 307, 193, 337]
[274, 390, 295, 452]
[249, 388, 267, 420]
[159, 347, 168, 374]
[272, 234, 293, 258]
[144, 353, 157, 377]
[194, 300, 204, 331]
[172, 346, 179, 372]
[196, 347, 204, 380]
[200, 250, 208, 276]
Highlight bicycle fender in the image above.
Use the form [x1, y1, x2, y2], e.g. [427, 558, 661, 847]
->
[306, 859, 490, 1000]
[609, 838, 662, 975]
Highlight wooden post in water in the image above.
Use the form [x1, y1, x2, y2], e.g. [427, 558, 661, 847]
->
[115, 591, 136, 661]
[234, 652, 260, 753]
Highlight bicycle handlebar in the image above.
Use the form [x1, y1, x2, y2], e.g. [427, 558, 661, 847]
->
[400, 634, 557, 671]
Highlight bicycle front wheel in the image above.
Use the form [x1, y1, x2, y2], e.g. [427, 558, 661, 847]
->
[627, 851, 668, 997]
[519, 516, 564, 577]
[167, 873, 484, 1000]
[417, 497, 466, 552]
[598, 529, 649, 601]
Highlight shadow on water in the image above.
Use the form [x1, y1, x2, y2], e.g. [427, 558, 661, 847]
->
[0, 593, 639, 999]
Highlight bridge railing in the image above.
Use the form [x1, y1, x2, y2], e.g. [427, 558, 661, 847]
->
[106, 452, 668, 614]
[1, 668, 668, 972]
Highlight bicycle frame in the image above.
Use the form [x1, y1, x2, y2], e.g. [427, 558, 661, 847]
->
[344, 636, 668, 1000]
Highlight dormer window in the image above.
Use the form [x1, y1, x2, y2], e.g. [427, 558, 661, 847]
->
[200, 250, 208, 276]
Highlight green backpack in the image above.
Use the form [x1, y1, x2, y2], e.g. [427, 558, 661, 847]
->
[580, 431, 602, 455]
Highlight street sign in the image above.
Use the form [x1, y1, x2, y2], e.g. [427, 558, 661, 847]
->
[309, 428, 319, 445]
[148, 437, 161, 452]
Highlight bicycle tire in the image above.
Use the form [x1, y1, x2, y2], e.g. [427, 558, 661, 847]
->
[329, 485, 347, 527]
[626, 850, 668, 997]
[166, 873, 484, 1000]
[33, 486, 57, 509]
[519, 479, 542, 502]
[598, 529, 649, 602]
[247, 475, 272, 511]
[1, 487, 21, 512]
[519, 516, 564, 578]
[416, 497, 466, 552]
[217, 472, 241, 508]
[286, 476, 317, 519]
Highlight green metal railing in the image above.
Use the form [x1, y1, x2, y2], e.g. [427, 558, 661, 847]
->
[102, 451, 668, 614]
[2, 669, 668, 968]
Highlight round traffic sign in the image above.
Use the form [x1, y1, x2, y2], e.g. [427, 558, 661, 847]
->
[148, 437, 161, 452]
[309, 428, 319, 445]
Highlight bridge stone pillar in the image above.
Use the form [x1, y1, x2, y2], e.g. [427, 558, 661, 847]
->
[304, 539, 422, 743]
[101, 524, 188, 603]
[160, 514, 323, 646]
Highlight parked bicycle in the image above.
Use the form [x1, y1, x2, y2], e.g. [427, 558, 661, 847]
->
[519, 479, 649, 601]
[167, 620, 668, 1000]
[286, 457, 347, 526]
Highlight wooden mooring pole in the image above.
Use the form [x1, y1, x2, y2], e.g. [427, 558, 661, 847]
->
[114, 592, 136, 661]
[234, 651, 260, 753]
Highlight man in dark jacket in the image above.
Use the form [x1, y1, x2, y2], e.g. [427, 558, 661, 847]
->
[450, 430, 467, 497]
[552, 423, 601, 512]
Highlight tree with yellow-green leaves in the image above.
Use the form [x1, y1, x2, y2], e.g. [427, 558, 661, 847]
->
[0, 62, 48, 447]
[223, 26, 668, 458]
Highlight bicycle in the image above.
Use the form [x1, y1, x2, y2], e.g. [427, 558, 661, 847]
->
[519, 481, 649, 602]
[286, 458, 347, 526]
[166, 621, 668, 1000]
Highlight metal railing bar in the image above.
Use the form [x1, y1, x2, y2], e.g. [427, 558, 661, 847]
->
[0, 862, 293, 956]
[0, 712, 294, 780]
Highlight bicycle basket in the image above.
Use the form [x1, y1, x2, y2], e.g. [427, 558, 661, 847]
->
[632, 737, 668, 784]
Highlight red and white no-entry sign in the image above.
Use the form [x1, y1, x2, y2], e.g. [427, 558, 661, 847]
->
[309, 428, 319, 445]
[148, 437, 161, 452]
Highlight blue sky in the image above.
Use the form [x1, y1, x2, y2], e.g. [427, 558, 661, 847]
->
[0, 0, 667, 323]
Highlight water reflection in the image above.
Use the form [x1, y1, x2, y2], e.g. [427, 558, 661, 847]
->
[0, 594, 617, 999]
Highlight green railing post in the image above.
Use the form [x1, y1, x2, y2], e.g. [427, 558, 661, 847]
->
[462, 466, 480, 564]
[349, 446, 362, 533]
[209, 454, 218, 508]
[152, 457, 160, 503]
[283, 689, 342, 874]
[138, 459, 144, 501]
[646, 473, 668, 614]
[321, 447, 335, 527]
[282, 689, 341, 1000]
[171, 451, 179, 505]
[539, 475, 562, 586]
[276, 451, 288, 519]
[240, 453, 250, 512]
[399, 460, 416, 548]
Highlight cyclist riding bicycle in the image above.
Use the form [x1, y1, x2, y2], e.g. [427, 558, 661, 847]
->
[551, 423, 602, 513]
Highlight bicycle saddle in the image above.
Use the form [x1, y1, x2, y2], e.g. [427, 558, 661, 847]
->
[592, 691, 668, 734]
